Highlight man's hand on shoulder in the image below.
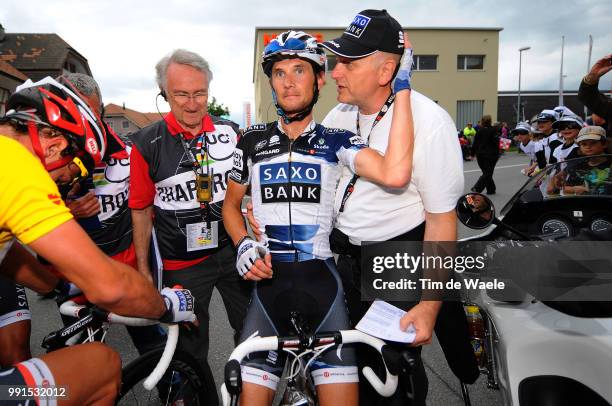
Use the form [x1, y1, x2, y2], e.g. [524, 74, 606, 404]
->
[246, 201, 263, 241]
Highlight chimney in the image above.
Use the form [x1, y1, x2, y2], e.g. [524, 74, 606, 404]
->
[122, 102, 125, 110]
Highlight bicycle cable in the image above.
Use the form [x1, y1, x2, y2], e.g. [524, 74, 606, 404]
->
[303, 343, 335, 374]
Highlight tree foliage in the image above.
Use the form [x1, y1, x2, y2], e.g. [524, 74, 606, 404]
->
[208, 97, 230, 117]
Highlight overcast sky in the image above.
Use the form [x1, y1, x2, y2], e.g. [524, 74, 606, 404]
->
[2, 0, 611, 125]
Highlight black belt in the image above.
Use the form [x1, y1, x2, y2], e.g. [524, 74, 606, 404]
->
[330, 222, 426, 258]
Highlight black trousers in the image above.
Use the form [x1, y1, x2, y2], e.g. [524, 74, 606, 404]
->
[472, 153, 499, 193]
[336, 253, 428, 406]
[163, 244, 252, 401]
[334, 224, 429, 406]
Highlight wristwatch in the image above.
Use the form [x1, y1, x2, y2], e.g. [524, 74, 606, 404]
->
[583, 73, 599, 86]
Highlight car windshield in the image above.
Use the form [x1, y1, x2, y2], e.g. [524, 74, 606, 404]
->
[500, 154, 612, 216]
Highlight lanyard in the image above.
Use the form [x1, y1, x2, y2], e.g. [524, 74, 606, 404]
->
[338, 93, 395, 213]
[178, 133, 212, 224]
[178, 133, 209, 173]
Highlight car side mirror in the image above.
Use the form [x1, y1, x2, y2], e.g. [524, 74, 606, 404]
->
[456, 193, 495, 229]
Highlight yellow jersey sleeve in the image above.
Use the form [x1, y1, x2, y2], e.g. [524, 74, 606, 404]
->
[0, 136, 73, 248]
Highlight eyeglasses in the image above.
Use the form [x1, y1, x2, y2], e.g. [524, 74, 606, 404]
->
[557, 124, 581, 131]
[514, 130, 529, 135]
[68, 156, 89, 186]
[171, 91, 208, 105]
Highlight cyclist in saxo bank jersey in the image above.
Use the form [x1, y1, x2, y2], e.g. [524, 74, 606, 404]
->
[0, 77, 195, 406]
[223, 31, 415, 406]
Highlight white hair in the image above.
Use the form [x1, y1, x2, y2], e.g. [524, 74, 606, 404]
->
[155, 49, 213, 92]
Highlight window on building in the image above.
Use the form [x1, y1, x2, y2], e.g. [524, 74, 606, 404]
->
[413, 55, 438, 71]
[63, 61, 77, 72]
[457, 55, 485, 70]
[122, 120, 129, 129]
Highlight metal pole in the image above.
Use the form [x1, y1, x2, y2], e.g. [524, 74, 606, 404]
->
[517, 51, 522, 125]
[517, 47, 530, 124]
[584, 35, 593, 119]
[559, 36, 565, 106]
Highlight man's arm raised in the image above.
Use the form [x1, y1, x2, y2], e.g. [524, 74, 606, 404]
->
[354, 47, 415, 188]
[353, 89, 413, 188]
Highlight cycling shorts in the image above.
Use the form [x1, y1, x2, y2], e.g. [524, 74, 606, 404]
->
[0, 357, 57, 405]
[0, 278, 30, 328]
[238, 258, 358, 391]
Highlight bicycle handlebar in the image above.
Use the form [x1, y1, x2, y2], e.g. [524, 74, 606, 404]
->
[220, 329, 398, 405]
[340, 330, 398, 397]
[143, 324, 179, 390]
[58, 300, 159, 326]
[57, 300, 179, 391]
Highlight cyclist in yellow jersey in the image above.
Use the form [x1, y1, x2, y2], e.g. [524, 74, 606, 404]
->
[0, 77, 196, 405]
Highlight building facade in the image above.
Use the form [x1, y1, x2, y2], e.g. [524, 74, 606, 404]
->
[103, 103, 163, 139]
[0, 24, 93, 114]
[0, 31, 92, 81]
[0, 60, 27, 115]
[253, 26, 502, 129]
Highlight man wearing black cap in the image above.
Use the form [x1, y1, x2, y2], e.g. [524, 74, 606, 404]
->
[321, 9, 477, 406]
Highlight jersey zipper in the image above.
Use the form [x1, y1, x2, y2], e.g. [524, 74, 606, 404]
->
[287, 138, 297, 262]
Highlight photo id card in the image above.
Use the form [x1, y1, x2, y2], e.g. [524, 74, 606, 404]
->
[186, 221, 218, 251]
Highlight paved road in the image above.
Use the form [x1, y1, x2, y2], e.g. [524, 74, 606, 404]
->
[28, 151, 530, 405]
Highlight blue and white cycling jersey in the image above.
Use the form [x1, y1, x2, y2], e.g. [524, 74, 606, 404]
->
[229, 120, 366, 261]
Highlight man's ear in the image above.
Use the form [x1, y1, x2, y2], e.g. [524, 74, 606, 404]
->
[378, 57, 399, 87]
[43, 136, 69, 161]
[316, 70, 326, 89]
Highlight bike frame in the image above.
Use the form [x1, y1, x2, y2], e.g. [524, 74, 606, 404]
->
[43, 300, 179, 391]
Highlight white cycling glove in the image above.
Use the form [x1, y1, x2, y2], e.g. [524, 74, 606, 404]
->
[159, 287, 196, 323]
[392, 47, 414, 94]
[236, 237, 270, 277]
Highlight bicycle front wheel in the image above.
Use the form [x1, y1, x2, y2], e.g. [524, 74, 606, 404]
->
[117, 348, 217, 405]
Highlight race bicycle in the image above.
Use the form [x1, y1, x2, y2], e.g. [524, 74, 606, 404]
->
[42, 299, 217, 405]
[220, 311, 404, 406]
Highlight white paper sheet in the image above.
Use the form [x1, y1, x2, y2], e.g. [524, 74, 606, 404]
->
[355, 299, 416, 343]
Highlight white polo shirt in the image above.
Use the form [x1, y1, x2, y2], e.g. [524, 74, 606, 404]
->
[322, 90, 464, 245]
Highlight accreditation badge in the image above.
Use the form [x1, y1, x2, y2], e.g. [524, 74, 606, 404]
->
[186, 221, 218, 251]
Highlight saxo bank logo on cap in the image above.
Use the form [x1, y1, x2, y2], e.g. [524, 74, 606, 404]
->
[346, 14, 371, 38]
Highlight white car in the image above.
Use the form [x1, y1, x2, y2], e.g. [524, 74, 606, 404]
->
[458, 156, 612, 406]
